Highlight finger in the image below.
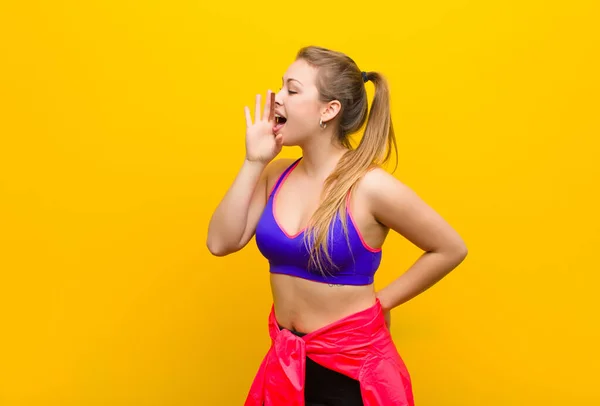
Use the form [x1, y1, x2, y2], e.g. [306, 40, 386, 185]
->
[244, 106, 252, 127]
[275, 133, 283, 147]
[255, 94, 261, 122]
[269, 91, 275, 122]
[262, 89, 272, 122]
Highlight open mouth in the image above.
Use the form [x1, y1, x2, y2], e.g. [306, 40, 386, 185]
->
[273, 114, 287, 134]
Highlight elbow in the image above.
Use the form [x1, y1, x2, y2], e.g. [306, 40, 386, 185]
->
[206, 237, 241, 257]
[206, 239, 229, 257]
[436, 240, 467, 266]
[458, 246, 468, 263]
[452, 241, 468, 264]
[208, 247, 228, 257]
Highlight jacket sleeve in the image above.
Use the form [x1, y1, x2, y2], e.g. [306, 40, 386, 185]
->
[359, 355, 415, 406]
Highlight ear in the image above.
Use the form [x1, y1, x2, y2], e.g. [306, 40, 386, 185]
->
[320, 100, 341, 124]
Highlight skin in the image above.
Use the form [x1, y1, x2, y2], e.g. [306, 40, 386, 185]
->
[207, 59, 468, 334]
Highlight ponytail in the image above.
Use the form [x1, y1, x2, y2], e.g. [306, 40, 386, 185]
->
[296, 47, 398, 273]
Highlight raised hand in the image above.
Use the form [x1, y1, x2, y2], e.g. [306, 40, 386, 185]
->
[244, 90, 284, 164]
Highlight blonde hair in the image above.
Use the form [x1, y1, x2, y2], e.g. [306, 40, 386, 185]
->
[296, 45, 398, 273]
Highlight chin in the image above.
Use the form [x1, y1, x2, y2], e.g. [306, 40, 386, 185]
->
[281, 130, 310, 148]
[282, 139, 298, 147]
[281, 134, 301, 147]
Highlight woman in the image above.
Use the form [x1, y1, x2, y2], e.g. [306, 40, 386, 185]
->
[207, 46, 468, 406]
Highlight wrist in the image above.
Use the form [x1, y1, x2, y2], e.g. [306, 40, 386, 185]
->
[243, 157, 269, 169]
[376, 290, 393, 312]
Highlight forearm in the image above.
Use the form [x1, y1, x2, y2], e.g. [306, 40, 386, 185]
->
[376, 249, 467, 311]
[206, 159, 267, 253]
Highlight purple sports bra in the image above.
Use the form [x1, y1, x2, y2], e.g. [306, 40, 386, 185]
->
[255, 157, 382, 286]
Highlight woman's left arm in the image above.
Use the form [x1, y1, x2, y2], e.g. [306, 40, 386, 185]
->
[364, 168, 469, 312]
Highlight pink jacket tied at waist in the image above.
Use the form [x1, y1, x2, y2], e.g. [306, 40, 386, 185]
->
[245, 299, 415, 406]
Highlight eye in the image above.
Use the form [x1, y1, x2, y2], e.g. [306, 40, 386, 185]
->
[288, 90, 297, 95]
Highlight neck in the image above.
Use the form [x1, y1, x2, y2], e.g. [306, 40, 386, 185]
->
[297, 132, 349, 180]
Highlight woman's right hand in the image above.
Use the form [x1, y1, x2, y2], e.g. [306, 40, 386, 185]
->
[244, 90, 283, 164]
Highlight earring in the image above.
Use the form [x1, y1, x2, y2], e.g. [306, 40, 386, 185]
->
[319, 118, 327, 129]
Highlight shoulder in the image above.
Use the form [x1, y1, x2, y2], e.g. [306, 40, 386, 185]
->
[266, 157, 298, 178]
[356, 166, 420, 214]
[357, 166, 411, 198]
[357, 164, 468, 258]
[264, 157, 298, 193]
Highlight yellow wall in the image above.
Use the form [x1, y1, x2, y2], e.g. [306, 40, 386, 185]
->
[1, 1, 598, 405]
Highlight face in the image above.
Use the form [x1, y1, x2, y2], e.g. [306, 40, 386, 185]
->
[273, 59, 328, 146]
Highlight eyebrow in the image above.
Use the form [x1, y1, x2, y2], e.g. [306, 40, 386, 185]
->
[282, 77, 303, 86]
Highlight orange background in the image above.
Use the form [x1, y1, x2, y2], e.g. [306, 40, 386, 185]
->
[1, 1, 598, 405]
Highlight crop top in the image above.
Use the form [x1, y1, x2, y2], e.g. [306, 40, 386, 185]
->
[255, 157, 382, 285]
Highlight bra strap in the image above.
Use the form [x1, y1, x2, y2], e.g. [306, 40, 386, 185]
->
[268, 157, 302, 197]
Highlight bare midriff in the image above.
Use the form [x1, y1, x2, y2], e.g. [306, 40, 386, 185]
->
[270, 273, 377, 334]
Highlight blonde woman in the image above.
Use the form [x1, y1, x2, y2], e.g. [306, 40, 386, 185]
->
[207, 46, 468, 406]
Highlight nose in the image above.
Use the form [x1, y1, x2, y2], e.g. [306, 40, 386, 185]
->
[274, 88, 284, 106]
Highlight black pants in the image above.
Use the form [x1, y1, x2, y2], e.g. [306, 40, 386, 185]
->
[280, 325, 364, 406]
